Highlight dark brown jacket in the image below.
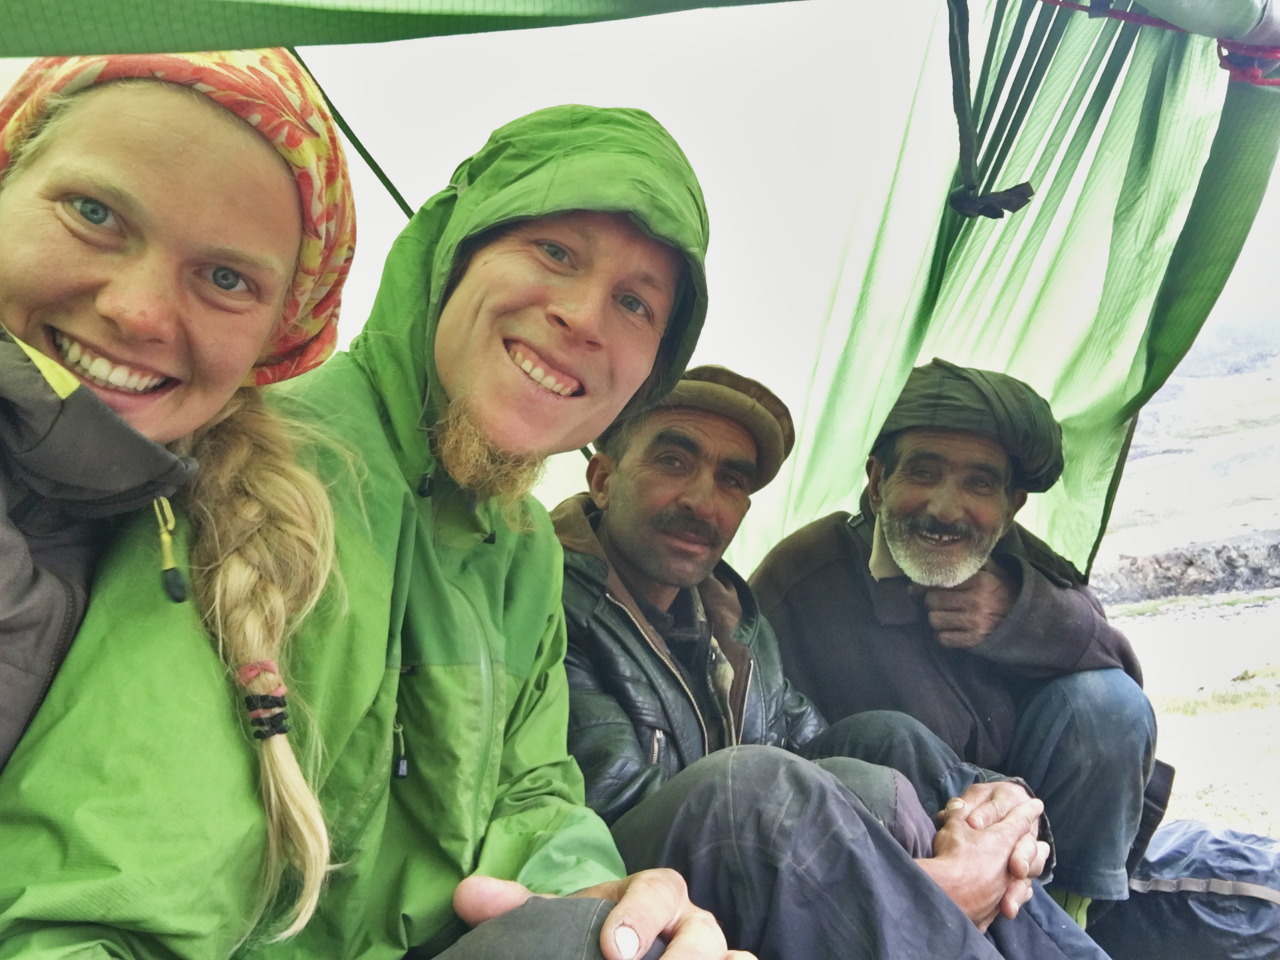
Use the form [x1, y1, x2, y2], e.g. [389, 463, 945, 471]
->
[751, 507, 1141, 770]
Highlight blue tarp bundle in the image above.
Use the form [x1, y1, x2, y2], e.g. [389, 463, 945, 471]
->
[1088, 819, 1280, 960]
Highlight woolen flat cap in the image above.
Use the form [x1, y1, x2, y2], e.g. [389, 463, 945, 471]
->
[878, 358, 1064, 492]
[657, 365, 795, 490]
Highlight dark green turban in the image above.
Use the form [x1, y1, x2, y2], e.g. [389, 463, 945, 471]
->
[877, 358, 1064, 493]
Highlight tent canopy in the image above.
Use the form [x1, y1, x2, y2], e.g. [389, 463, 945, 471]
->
[3, 0, 1277, 574]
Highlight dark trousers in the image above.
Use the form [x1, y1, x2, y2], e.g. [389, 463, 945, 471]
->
[810, 671, 1157, 901]
[1009, 669, 1156, 900]
[611, 745, 1108, 960]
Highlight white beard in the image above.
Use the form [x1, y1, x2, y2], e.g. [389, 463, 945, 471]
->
[881, 511, 1001, 588]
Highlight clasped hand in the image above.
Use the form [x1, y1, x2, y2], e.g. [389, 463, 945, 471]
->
[917, 562, 1014, 649]
[916, 781, 1049, 932]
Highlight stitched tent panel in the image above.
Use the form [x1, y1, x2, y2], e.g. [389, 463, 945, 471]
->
[732, 1, 1280, 574]
[1, 0, 1276, 575]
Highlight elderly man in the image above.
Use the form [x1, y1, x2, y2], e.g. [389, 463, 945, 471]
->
[752, 358, 1160, 928]
[551, 365, 1113, 960]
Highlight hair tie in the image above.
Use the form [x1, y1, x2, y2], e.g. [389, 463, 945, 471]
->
[237, 659, 280, 687]
[237, 660, 290, 740]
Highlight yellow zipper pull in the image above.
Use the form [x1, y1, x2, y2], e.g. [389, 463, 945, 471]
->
[153, 496, 187, 603]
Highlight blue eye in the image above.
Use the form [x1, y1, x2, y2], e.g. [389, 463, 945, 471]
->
[619, 294, 647, 316]
[72, 197, 112, 226]
[209, 265, 247, 292]
[539, 241, 569, 262]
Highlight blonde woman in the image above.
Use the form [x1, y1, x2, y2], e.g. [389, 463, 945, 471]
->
[0, 48, 354, 948]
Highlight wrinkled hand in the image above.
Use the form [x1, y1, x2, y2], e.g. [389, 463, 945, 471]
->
[915, 795, 1047, 932]
[943, 782, 1049, 882]
[921, 563, 1014, 648]
[453, 871, 755, 960]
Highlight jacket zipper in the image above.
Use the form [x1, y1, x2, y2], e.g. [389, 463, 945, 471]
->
[727, 658, 754, 746]
[457, 585, 496, 845]
[649, 728, 665, 765]
[605, 593, 709, 755]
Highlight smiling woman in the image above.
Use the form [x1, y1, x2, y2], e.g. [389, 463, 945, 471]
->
[0, 48, 356, 948]
[0, 81, 303, 443]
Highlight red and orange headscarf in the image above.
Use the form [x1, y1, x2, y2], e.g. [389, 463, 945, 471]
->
[0, 49, 356, 385]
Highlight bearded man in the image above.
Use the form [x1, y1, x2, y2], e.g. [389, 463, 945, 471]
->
[751, 358, 1165, 929]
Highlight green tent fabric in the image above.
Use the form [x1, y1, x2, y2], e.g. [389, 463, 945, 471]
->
[2, 0, 790, 56]
[2, 0, 1276, 577]
[749, 0, 1280, 575]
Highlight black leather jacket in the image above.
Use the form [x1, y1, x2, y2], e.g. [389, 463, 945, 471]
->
[552, 494, 827, 825]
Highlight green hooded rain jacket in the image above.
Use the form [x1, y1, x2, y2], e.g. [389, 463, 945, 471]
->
[0, 104, 709, 960]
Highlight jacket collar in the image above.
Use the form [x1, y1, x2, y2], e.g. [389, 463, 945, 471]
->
[1, 330, 196, 518]
[551, 491, 756, 650]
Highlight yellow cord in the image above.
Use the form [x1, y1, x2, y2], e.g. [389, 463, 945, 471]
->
[153, 496, 186, 602]
[153, 496, 178, 569]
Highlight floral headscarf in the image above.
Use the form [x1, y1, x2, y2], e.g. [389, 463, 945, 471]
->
[0, 49, 355, 385]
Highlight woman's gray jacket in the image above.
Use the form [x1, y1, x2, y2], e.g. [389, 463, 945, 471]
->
[0, 328, 193, 769]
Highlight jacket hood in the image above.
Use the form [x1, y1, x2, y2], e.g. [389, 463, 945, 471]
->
[348, 104, 710, 481]
[0, 328, 195, 516]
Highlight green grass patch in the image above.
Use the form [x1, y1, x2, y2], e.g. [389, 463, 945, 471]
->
[1109, 591, 1280, 620]
[1154, 664, 1280, 716]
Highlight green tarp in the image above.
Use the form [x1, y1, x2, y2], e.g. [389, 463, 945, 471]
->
[2, 0, 791, 56]
[749, 2, 1280, 572]
[2, 0, 1277, 574]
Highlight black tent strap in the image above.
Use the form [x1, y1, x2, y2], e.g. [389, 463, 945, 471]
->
[946, 0, 1038, 220]
[948, 182, 1035, 218]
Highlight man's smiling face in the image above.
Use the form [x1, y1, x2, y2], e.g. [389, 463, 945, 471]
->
[868, 428, 1026, 587]
[432, 209, 683, 460]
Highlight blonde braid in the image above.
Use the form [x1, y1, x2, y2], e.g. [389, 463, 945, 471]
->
[181, 387, 334, 939]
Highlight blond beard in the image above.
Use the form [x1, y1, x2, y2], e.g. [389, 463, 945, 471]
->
[431, 399, 544, 530]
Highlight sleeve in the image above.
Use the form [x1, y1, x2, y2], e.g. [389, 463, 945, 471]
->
[0, 471, 86, 770]
[473, 571, 626, 896]
[973, 554, 1144, 684]
[563, 636, 671, 826]
[0, 924, 180, 960]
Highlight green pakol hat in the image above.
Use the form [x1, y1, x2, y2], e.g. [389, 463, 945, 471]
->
[878, 358, 1064, 493]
